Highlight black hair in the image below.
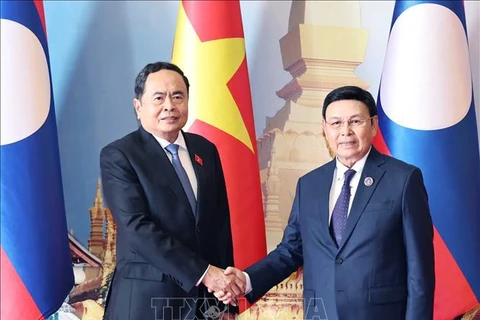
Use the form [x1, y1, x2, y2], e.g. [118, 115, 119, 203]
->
[322, 86, 377, 119]
[134, 61, 190, 99]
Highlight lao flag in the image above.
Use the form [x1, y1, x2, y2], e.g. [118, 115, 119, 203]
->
[1, 1, 74, 319]
[374, 1, 480, 319]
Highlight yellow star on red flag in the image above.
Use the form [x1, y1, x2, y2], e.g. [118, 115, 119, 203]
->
[172, 2, 253, 152]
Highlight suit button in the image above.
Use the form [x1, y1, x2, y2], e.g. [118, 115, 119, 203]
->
[335, 258, 344, 264]
[196, 228, 200, 234]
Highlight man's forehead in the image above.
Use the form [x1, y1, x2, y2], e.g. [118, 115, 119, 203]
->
[144, 73, 187, 91]
[326, 100, 368, 113]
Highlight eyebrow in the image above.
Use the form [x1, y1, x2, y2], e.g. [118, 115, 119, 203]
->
[328, 114, 364, 120]
[151, 90, 186, 97]
[171, 90, 185, 96]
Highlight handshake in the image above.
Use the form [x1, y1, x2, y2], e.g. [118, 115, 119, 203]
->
[201, 265, 247, 306]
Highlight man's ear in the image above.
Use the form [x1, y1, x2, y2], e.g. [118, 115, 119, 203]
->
[371, 115, 379, 136]
[133, 98, 141, 120]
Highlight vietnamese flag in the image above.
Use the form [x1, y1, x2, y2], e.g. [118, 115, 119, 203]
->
[171, 0, 267, 275]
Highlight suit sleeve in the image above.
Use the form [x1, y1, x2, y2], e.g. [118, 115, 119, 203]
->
[245, 182, 304, 303]
[211, 145, 238, 314]
[211, 145, 235, 268]
[100, 145, 209, 292]
[402, 168, 435, 319]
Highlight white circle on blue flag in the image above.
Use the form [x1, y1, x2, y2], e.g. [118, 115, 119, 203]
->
[379, 3, 471, 130]
[1, 19, 51, 146]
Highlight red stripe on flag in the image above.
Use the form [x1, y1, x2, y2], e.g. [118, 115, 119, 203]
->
[372, 127, 391, 156]
[227, 57, 257, 151]
[182, 0, 244, 42]
[33, 1, 47, 40]
[433, 229, 478, 320]
[1, 248, 43, 320]
[190, 119, 267, 270]
[375, 128, 478, 319]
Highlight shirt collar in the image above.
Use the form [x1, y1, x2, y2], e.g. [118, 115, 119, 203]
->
[153, 131, 188, 151]
[335, 147, 372, 179]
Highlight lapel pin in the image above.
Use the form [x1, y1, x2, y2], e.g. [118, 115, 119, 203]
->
[364, 177, 374, 187]
[195, 154, 203, 166]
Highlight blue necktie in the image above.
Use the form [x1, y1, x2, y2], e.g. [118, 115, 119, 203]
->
[165, 144, 197, 215]
[330, 169, 356, 245]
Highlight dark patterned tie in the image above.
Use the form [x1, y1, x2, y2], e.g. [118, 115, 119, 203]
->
[165, 144, 197, 215]
[330, 169, 356, 245]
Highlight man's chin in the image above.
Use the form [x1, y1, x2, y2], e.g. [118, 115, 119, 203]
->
[337, 153, 361, 163]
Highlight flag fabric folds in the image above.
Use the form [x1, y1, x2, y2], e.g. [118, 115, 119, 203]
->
[1, 1, 74, 319]
[171, 0, 267, 273]
[374, 1, 480, 319]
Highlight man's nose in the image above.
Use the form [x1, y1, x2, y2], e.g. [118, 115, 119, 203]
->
[339, 121, 352, 134]
[163, 96, 175, 110]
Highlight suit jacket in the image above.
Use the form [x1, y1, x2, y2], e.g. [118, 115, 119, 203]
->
[100, 127, 235, 320]
[246, 148, 435, 320]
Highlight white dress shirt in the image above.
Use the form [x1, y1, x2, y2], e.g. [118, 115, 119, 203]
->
[328, 147, 371, 223]
[153, 131, 198, 199]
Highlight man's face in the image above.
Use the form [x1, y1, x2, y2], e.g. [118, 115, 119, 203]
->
[134, 69, 188, 143]
[323, 99, 378, 167]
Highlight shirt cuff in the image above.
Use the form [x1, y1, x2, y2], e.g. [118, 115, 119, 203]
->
[243, 271, 252, 295]
[196, 265, 210, 287]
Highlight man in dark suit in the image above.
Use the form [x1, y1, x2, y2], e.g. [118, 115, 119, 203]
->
[100, 62, 243, 320]
[216, 86, 435, 319]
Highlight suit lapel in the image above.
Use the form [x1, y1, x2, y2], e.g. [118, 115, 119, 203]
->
[138, 127, 196, 223]
[318, 159, 338, 249]
[338, 148, 386, 250]
[183, 132, 204, 223]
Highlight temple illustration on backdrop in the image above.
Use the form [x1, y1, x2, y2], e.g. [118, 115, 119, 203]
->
[66, 180, 116, 319]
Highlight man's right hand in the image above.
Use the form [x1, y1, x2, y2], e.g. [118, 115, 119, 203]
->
[212, 267, 247, 306]
[201, 265, 246, 304]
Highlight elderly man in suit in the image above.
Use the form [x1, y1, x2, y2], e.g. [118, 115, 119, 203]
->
[100, 61, 244, 320]
[216, 86, 435, 320]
